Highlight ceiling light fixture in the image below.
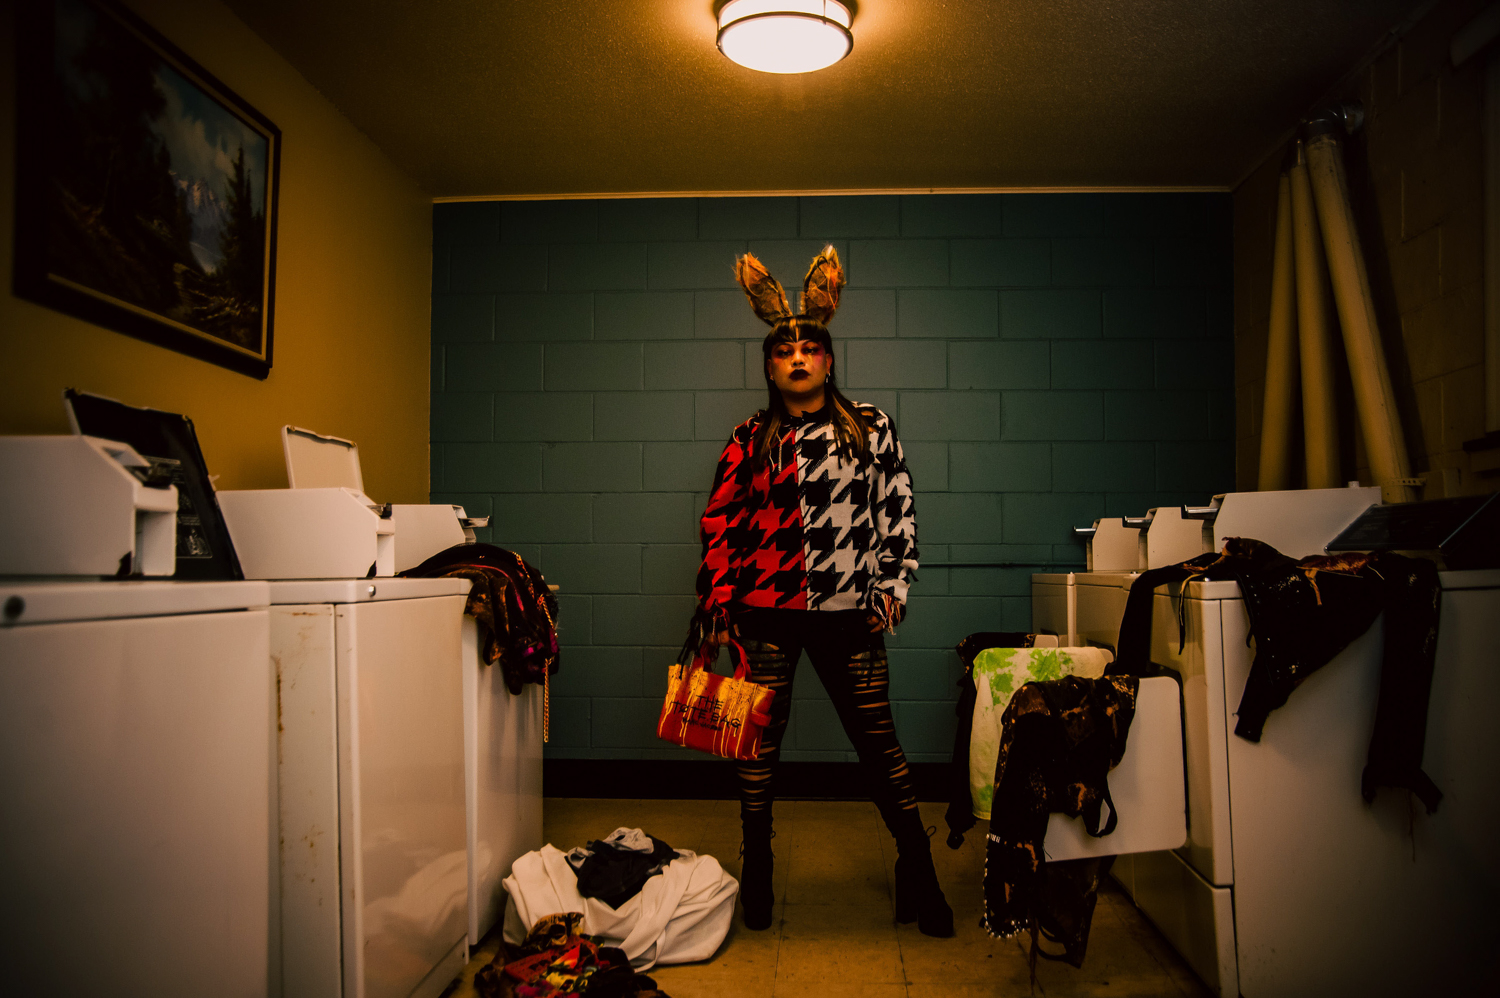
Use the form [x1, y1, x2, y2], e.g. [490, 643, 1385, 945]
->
[717, 0, 853, 75]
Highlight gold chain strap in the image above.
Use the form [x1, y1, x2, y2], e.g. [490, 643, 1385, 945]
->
[543, 666, 550, 743]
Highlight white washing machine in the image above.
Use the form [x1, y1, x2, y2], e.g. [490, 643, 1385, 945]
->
[0, 579, 272, 998]
[272, 577, 472, 998]
[462, 618, 545, 946]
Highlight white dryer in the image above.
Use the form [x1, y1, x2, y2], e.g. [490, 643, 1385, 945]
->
[0, 579, 272, 997]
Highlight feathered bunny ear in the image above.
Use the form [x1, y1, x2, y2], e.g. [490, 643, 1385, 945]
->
[734, 254, 793, 326]
[800, 245, 846, 324]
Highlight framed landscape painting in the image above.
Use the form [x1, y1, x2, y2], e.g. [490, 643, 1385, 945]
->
[15, 0, 281, 378]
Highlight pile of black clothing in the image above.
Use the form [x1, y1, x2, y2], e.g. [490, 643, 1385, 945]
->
[473, 912, 668, 998]
[980, 674, 1139, 975]
[566, 828, 680, 909]
[1111, 537, 1444, 811]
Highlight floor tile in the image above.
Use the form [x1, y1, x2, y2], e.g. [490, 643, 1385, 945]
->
[775, 902, 905, 984]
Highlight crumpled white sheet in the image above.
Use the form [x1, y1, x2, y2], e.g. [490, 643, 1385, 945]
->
[502, 844, 738, 971]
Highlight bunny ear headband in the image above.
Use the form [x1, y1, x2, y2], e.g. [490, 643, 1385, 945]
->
[734, 245, 846, 326]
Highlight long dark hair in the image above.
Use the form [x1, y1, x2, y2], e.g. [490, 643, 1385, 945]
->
[752, 316, 870, 470]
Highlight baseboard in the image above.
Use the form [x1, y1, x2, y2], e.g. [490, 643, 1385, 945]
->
[543, 759, 954, 802]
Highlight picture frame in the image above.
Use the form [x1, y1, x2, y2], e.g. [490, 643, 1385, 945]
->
[14, 0, 281, 379]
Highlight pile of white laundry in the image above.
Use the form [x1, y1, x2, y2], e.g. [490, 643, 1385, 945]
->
[502, 828, 738, 971]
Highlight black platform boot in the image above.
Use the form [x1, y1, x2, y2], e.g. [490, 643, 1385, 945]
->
[739, 815, 775, 930]
[893, 815, 955, 937]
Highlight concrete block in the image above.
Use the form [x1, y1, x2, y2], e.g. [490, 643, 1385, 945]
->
[848, 240, 948, 287]
[844, 340, 947, 389]
[645, 341, 745, 389]
[442, 443, 543, 491]
[694, 391, 765, 440]
[432, 248, 447, 296]
[430, 445, 442, 491]
[446, 342, 544, 392]
[540, 544, 641, 594]
[492, 392, 594, 441]
[502, 200, 598, 243]
[849, 389, 899, 418]
[434, 201, 500, 246]
[950, 567, 1034, 597]
[900, 194, 1004, 237]
[1389, 225, 1442, 314]
[494, 292, 593, 340]
[1003, 194, 1103, 237]
[545, 697, 592, 749]
[1001, 289, 1101, 339]
[551, 646, 644, 699]
[1051, 441, 1156, 492]
[491, 493, 593, 542]
[593, 595, 699, 646]
[432, 294, 494, 342]
[595, 493, 697, 543]
[902, 441, 948, 491]
[1003, 493, 1105, 546]
[1156, 442, 1235, 493]
[598, 198, 699, 242]
[950, 239, 1050, 288]
[919, 493, 1004, 544]
[1154, 238, 1232, 288]
[642, 544, 700, 595]
[591, 697, 671, 749]
[431, 393, 493, 442]
[897, 290, 999, 338]
[894, 595, 1020, 649]
[700, 197, 798, 239]
[1154, 340, 1233, 390]
[800, 195, 900, 237]
[595, 392, 695, 441]
[836, 289, 896, 338]
[1104, 288, 1207, 339]
[545, 342, 644, 391]
[898, 392, 1000, 440]
[644, 441, 723, 491]
[1101, 192, 1200, 239]
[543, 442, 643, 491]
[1051, 340, 1154, 390]
[887, 649, 960, 701]
[1051, 238, 1154, 287]
[744, 344, 767, 388]
[1103, 492, 1200, 519]
[1104, 390, 1214, 441]
[1002, 391, 1103, 440]
[449, 243, 548, 292]
[947, 543, 1053, 563]
[649, 241, 746, 290]
[949, 442, 1051, 492]
[694, 289, 770, 339]
[596, 292, 694, 340]
[549, 243, 647, 291]
[948, 340, 1050, 389]
[431, 346, 444, 392]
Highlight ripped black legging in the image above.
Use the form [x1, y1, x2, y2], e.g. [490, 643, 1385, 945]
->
[734, 608, 920, 834]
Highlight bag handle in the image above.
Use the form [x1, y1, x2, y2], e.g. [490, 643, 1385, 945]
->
[692, 637, 751, 681]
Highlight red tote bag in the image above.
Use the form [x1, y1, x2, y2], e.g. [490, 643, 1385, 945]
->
[656, 640, 775, 762]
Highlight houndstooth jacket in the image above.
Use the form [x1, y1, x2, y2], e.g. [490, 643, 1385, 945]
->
[697, 402, 918, 621]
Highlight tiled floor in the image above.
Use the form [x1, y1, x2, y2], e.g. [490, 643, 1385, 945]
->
[445, 798, 1212, 998]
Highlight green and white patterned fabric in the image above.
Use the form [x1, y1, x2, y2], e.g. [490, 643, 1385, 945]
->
[968, 646, 1112, 819]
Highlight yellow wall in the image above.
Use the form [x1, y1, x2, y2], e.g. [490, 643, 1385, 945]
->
[1234, 0, 1496, 498]
[0, 0, 434, 502]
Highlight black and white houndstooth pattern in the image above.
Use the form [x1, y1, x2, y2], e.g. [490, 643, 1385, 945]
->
[795, 404, 918, 611]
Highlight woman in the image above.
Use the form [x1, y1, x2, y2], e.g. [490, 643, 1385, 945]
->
[695, 246, 953, 937]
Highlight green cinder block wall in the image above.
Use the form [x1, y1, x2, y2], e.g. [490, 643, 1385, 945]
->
[430, 193, 1234, 763]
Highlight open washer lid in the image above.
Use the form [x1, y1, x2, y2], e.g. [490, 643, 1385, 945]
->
[282, 425, 364, 492]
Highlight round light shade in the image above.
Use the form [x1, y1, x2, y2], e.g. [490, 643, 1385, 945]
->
[717, 0, 853, 75]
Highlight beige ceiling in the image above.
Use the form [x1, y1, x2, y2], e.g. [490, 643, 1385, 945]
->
[223, 0, 1421, 199]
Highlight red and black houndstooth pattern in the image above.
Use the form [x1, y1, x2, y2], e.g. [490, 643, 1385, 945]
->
[697, 402, 918, 619]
